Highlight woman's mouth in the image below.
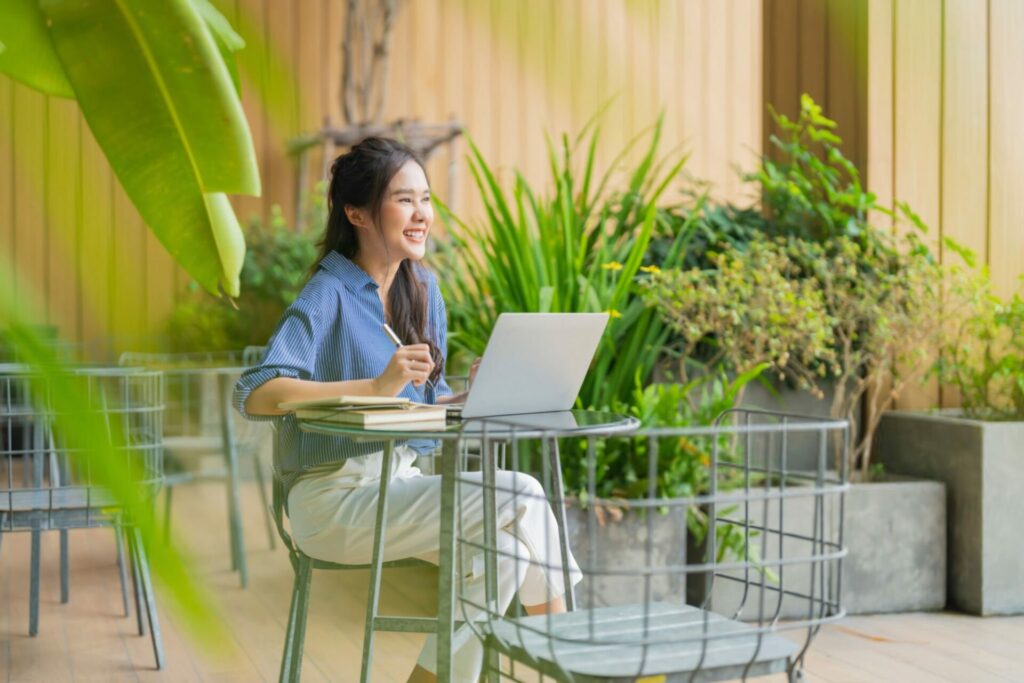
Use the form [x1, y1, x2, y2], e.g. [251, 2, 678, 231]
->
[402, 227, 428, 243]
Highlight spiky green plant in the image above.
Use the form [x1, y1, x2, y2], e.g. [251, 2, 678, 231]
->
[434, 117, 697, 410]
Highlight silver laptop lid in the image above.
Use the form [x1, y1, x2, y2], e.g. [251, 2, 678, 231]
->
[460, 313, 609, 419]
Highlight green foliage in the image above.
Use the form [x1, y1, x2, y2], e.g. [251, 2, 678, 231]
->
[0, 257, 224, 647]
[641, 237, 836, 398]
[785, 231, 943, 476]
[568, 368, 771, 576]
[647, 201, 770, 272]
[0, 0, 259, 297]
[572, 369, 766, 501]
[435, 118, 694, 408]
[756, 93, 882, 246]
[934, 264, 1024, 421]
[169, 204, 320, 352]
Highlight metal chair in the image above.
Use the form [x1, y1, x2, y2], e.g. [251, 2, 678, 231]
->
[119, 350, 276, 588]
[270, 426, 434, 683]
[0, 365, 166, 668]
[460, 409, 849, 683]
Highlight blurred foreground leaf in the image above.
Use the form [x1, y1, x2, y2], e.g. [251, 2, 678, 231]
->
[0, 254, 227, 651]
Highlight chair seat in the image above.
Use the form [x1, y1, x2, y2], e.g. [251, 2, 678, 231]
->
[486, 602, 798, 682]
[163, 435, 223, 455]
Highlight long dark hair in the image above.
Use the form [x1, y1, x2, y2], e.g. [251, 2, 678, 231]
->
[311, 137, 443, 384]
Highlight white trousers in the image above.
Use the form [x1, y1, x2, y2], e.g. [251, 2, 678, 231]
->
[287, 446, 583, 681]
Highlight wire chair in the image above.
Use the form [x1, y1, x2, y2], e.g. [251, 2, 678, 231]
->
[268, 425, 436, 683]
[458, 408, 849, 683]
[118, 349, 275, 588]
[0, 365, 166, 668]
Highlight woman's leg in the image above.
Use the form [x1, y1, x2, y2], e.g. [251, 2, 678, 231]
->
[288, 466, 581, 681]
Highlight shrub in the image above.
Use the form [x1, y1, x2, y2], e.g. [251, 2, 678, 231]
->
[641, 237, 835, 399]
[934, 254, 1024, 421]
[168, 202, 321, 352]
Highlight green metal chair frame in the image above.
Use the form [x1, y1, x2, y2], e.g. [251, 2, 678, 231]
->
[271, 431, 434, 683]
[0, 366, 166, 669]
[119, 350, 276, 588]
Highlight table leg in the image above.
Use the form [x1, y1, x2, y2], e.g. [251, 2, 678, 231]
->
[436, 438, 458, 683]
[547, 438, 576, 611]
[359, 439, 394, 683]
[218, 376, 247, 588]
[481, 438, 500, 679]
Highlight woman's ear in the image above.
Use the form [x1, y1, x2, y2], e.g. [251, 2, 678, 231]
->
[344, 204, 368, 229]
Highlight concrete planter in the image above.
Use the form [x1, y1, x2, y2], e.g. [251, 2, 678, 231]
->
[564, 477, 945, 616]
[875, 411, 1024, 615]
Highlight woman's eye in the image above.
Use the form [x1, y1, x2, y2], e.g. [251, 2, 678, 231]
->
[399, 197, 413, 204]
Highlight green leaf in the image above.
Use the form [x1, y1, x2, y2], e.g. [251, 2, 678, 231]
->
[41, 0, 260, 296]
[0, 0, 74, 97]
[191, 0, 245, 94]
[0, 255, 227, 650]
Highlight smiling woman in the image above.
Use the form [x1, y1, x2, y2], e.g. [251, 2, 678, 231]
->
[233, 137, 581, 682]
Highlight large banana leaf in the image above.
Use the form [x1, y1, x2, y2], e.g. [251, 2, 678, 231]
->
[0, 0, 73, 97]
[0, 0, 259, 296]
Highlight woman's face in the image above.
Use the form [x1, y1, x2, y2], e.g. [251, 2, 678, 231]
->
[370, 159, 433, 262]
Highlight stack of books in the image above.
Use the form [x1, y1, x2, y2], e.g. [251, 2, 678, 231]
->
[278, 395, 448, 431]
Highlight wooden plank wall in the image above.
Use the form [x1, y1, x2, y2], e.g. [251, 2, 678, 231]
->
[0, 0, 764, 358]
[763, 0, 868, 178]
[867, 0, 1024, 409]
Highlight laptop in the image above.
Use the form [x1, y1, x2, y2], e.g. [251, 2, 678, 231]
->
[453, 313, 609, 419]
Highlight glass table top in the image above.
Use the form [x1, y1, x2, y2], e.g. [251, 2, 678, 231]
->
[298, 409, 640, 441]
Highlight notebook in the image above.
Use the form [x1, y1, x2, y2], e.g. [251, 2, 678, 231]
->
[293, 403, 446, 426]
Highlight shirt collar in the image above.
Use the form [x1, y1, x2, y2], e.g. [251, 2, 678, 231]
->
[319, 250, 378, 292]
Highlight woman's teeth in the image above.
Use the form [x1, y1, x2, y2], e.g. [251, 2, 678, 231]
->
[403, 228, 427, 242]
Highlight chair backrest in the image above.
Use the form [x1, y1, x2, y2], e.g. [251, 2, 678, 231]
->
[119, 350, 247, 440]
[0, 365, 164, 532]
[242, 345, 267, 367]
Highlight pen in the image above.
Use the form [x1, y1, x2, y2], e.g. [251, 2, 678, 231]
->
[382, 323, 403, 347]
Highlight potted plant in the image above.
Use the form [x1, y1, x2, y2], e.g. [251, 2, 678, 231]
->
[875, 258, 1024, 615]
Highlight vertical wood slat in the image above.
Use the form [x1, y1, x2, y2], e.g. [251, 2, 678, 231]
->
[867, 0, 895, 224]
[893, 0, 942, 411]
[827, 0, 867, 176]
[939, 0, 989, 409]
[0, 78, 15, 309]
[77, 126, 113, 354]
[12, 84, 47, 311]
[45, 97, 83, 346]
[988, 0, 1024, 297]
[941, 0, 988, 263]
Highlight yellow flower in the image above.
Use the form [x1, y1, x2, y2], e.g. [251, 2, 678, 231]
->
[601, 261, 624, 271]
[639, 264, 661, 274]
[605, 309, 622, 319]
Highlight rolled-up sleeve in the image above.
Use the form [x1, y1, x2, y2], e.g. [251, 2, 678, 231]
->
[233, 296, 323, 420]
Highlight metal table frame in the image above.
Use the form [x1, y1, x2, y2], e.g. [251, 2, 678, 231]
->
[298, 409, 640, 683]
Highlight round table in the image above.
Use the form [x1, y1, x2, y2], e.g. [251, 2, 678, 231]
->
[298, 409, 639, 682]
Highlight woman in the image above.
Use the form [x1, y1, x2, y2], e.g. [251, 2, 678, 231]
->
[234, 137, 581, 682]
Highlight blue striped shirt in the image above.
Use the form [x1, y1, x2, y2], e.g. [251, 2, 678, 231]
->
[233, 250, 452, 479]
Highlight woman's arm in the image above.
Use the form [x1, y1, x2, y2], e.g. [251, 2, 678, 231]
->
[244, 377, 379, 416]
[243, 343, 437, 416]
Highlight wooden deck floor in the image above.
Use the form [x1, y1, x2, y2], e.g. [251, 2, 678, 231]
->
[2, 480, 1023, 683]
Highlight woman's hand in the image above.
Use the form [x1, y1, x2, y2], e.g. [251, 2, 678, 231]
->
[374, 344, 435, 394]
[468, 357, 482, 388]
